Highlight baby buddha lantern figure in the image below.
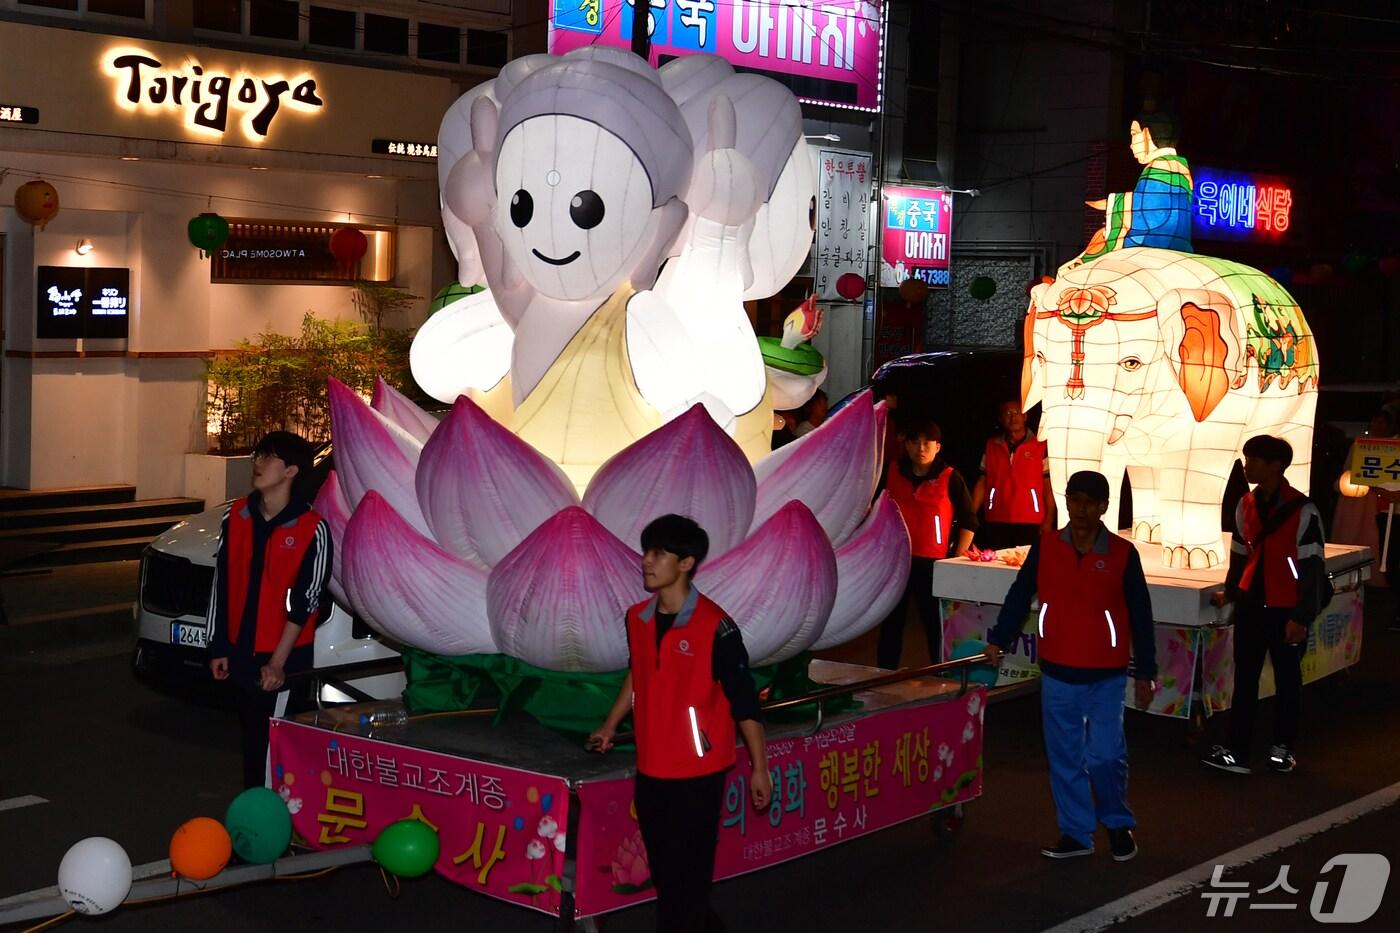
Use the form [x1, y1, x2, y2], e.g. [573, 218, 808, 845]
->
[320, 51, 908, 678]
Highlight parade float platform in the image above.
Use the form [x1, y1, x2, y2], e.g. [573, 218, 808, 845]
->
[269, 659, 986, 930]
[932, 537, 1373, 721]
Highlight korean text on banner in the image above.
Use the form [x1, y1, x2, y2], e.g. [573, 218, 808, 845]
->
[815, 148, 873, 300]
[269, 720, 571, 916]
[880, 185, 952, 287]
[1349, 437, 1400, 489]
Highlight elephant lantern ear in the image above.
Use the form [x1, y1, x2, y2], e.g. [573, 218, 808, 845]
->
[1160, 289, 1245, 423]
[1021, 287, 1049, 411]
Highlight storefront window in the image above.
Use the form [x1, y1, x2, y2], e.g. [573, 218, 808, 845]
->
[309, 5, 356, 49]
[249, 0, 299, 41]
[18, 0, 79, 10]
[364, 13, 409, 55]
[467, 27, 507, 68]
[194, 0, 241, 33]
[87, 0, 147, 15]
[418, 22, 460, 64]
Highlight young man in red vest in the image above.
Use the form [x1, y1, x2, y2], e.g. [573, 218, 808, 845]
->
[1204, 435, 1327, 776]
[588, 515, 771, 933]
[878, 417, 977, 670]
[983, 471, 1157, 861]
[208, 431, 331, 788]
[971, 400, 1056, 549]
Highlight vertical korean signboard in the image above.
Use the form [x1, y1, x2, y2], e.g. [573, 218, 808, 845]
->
[815, 148, 872, 300]
[548, 1, 884, 112]
[880, 185, 951, 286]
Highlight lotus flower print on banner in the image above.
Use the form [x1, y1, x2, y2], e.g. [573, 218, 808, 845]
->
[325, 379, 909, 672]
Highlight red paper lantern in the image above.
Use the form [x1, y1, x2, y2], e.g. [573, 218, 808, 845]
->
[15, 179, 60, 229]
[898, 277, 930, 305]
[835, 272, 866, 301]
[330, 226, 369, 270]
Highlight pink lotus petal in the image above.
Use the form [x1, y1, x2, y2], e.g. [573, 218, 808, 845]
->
[417, 396, 579, 566]
[487, 507, 642, 672]
[342, 491, 493, 655]
[583, 404, 756, 557]
[751, 391, 879, 547]
[696, 501, 837, 665]
[371, 377, 440, 444]
[873, 399, 890, 480]
[312, 470, 352, 606]
[812, 494, 912, 650]
[329, 377, 431, 538]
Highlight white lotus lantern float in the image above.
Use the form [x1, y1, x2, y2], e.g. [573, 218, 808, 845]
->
[324, 50, 907, 677]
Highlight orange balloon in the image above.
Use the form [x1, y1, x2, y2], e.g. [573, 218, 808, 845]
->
[170, 817, 232, 881]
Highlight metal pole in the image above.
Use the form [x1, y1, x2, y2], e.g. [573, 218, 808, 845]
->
[630, 0, 650, 60]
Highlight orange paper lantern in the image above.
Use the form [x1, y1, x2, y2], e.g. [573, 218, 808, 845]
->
[15, 180, 60, 229]
[169, 817, 232, 881]
[898, 277, 929, 305]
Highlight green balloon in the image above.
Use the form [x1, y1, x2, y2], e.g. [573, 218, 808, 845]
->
[224, 787, 292, 865]
[372, 820, 441, 878]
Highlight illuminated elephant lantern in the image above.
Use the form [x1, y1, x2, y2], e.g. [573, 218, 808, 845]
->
[1023, 247, 1319, 569]
[320, 51, 908, 673]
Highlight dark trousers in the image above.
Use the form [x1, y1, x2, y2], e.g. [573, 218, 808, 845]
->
[1228, 604, 1303, 758]
[976, 521, 1040, 550]
[635, 770, 728, 933]
[877, 557, 937, 670]
[1377, 513, 1400, 587]
[236, 684, 288, 789]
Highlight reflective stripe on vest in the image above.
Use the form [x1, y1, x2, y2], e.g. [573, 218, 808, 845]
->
[1238, 484, 1306, 609]
[1034, 529, 1133, 669]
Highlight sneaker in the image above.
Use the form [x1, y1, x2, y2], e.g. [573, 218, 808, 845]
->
[1108, 828, 1138, 861]
[1202, 745, 1251, 774]
[1040, 834, 1094, 859]
[1267, 745, 1296, 773]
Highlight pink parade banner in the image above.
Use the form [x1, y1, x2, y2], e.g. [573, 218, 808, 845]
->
[572, 690, 985, 916]
[548, 1, 884, 112]
[269, 720, 572, 916]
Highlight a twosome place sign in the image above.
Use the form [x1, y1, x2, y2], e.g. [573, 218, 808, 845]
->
[549, 0, 884, 111]
[211, 221, 393, 284]
[0, 103, 38, 124]
[1192, 166, 1293, 242]
[37, 266, 130, 339]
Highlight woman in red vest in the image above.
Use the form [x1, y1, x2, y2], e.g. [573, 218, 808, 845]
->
[984, 471, 1157, 861]
[208, 431, 331, 789]
[972, 400, 1056, 549]
[878, 417, 978, 670]
[1204, 435, 1327, 777]
[589, 515, 771, 933]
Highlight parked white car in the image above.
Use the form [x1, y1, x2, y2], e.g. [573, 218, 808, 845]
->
[133, 500, 404, 703]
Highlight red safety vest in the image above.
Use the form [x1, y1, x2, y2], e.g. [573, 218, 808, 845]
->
[983, 434, 1048, 525]
[1035, 528, 1133, 670]
[626, 591, 737, 779]
[1238, 484, 1306, 610]
[885, 462, 955, 559]
[224, 498, 322, 653]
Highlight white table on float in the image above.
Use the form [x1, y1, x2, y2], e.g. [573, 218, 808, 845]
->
[931, 538, 1373, 719]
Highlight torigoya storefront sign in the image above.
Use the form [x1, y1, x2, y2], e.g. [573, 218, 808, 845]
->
[104, 47, 325, 142]
[549, 0, 884, 111]
[0, 103, 38, 124]
[37, 266, 130, 339]
[212, 221, 393, 284]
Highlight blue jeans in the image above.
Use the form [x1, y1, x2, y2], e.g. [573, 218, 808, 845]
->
[1040, 672, 1135, 847]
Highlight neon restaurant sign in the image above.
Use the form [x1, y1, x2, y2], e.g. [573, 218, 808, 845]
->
[103, 47, 325, 142]
[1192, 166, 1293, 242]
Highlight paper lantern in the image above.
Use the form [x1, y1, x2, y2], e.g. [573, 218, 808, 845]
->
[330, 227, 368, 270]
[1024, 246, 1319, 569]
[336, 50, 909, 673]
[187, 213, 230, 258]
[15, 179, 60, 229]
[899, 277, 930, 305]
[969, 276, 997, 301]
[836, 272, 866, 301]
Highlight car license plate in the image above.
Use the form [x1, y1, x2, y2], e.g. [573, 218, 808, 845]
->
[171, 622, 208, 649]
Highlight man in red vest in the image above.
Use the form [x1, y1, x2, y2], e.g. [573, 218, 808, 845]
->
[983, 471, 1157, 861]
[208, 431, 331, 788]
[972, 400, 1056, 549]
[1204, 435, 1327, 776]
[878, 417, 977, 669]
[589, 515, 771, 933]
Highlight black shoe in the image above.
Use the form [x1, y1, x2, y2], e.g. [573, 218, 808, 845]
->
[1267, 744, 1296, 773]
[1108, 827, 1138, 861]
[1202, 745, 1251, 774]
[1040, 835, 1094, 859]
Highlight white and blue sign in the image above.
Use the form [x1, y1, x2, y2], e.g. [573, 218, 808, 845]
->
[553, 0, 606, 35]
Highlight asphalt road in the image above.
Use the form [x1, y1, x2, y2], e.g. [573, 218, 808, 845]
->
[3, 587, 1399, 932]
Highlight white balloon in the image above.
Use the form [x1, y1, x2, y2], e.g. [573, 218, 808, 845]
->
[57, 837, 132, 915]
